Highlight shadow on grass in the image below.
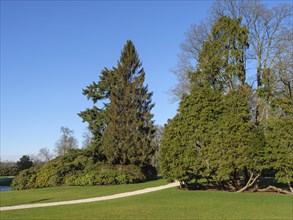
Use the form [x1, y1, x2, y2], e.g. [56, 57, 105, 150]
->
[30, 198, 52, 203]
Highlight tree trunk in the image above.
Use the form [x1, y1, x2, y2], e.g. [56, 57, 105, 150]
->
[237, 173, 260, 193]
[287, 180, 293, 193]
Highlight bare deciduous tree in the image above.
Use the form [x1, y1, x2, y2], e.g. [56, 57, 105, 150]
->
[82, 128, 93, 148]
[38, 147, 54, 162]
[55, 127, 78, 156]
[171, 21, 211, 100]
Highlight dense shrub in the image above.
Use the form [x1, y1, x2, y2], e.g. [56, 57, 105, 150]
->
[11, 149, 156, 190]
[11, 166, 41, 190]
[63, 164, 147, 186]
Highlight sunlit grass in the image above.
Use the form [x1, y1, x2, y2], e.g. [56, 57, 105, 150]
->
[0, 178, 167, 207]
[1, 187, 292, 220]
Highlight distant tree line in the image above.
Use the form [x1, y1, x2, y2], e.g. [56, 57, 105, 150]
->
[1, 155, 34, 176]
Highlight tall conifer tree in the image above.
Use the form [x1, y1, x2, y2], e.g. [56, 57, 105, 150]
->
[80, 41, 156, 171]
[102, 41, 155, 168]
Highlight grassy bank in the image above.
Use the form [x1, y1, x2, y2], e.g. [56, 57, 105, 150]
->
[0, 178, 167, 206]
[1, 187, 292, 220]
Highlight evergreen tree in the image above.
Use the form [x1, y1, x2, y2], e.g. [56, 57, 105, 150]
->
[16, 155, 34, 171]
[80, 40, 156, 173]
[79, 68, 112, 161]
[195, 16, 248, 93]
[102, 41, 155, 169]
[214, 86, 265, 191]
[160, 17, 266, 191]
[160, 82, 224, 188]
[263, 96, 293, 192]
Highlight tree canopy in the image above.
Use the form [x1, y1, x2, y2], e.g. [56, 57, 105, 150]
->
[160, 13, 292, 193]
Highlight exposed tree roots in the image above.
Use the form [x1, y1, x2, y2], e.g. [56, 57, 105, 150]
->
[257, 185, 293, 195]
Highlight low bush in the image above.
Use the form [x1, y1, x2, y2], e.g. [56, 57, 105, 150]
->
[11, 150, 157, 190]
[11, 166, 41, 190]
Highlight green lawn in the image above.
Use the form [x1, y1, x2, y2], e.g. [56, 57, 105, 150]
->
[1, 187, 292, 220]
[0, 178, 167, 206]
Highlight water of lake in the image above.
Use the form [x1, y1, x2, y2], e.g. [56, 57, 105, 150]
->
[0, 186, 11, 192]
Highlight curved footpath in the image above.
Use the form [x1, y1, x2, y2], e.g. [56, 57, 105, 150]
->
[0, 182, 180, 211]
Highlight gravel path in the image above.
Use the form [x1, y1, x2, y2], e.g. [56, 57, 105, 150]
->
[0, 182, 179, 211]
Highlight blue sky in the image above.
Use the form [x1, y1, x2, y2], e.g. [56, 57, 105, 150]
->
[1, 1, 214, 161]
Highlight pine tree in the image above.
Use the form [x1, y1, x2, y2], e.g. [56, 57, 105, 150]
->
[214, 86, 265, 191]
[79, 41, 156, 174]
[102, 41, 155, 169]
[263, 96, 293, 192]
[79, 68, 112, 161]
[160, 82, 224, 187]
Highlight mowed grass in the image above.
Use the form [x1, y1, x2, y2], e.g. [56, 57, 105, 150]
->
[0, 178, 167, 207]
[1, 187, 292, 220]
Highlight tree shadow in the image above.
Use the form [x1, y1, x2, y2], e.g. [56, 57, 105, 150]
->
[30, 198, 52, 203]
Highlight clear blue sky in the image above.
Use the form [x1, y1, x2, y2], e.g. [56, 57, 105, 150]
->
[1, 1, 213, 161]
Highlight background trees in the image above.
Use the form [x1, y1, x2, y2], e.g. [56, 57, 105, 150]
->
[0, 161, 19, 176]
[38, 147, 54, 163]
[54, 127, 78, 156]
[16, 155, 34, 171]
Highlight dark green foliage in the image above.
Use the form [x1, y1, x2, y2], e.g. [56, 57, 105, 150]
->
[213, 87, 265, 189]
[161, 15, 292, 193]
[79, 40, 156, 177]
[11, 150, 151, 190]
[151, 125, 164, 171]
[160, 83, 265, 190]
[160, 16, 267, 191]
[102, 41, 155, 169]
[160, 83, 223, 184]
[263, 96, 293, 190]
[16, 155, 33, 171]
[65, 164, 146, 186]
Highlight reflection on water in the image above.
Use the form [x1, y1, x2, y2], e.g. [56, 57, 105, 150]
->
[0, 186, 11, 192]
